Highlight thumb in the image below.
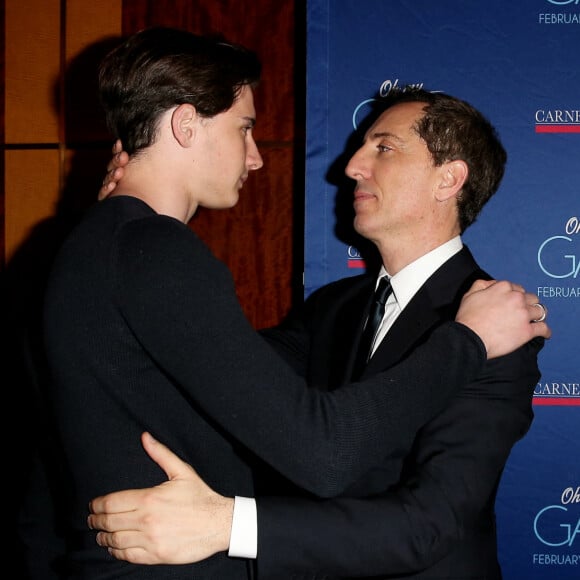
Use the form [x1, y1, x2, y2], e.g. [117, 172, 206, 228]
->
[141, 432, 196, 481]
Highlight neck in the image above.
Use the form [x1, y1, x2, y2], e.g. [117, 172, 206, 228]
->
[375, 229, 460, 275]
[111, 156, 197, 224]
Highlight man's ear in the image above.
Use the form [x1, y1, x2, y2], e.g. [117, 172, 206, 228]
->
[171, 103, 197, 147]
[435, 159, 468, 201]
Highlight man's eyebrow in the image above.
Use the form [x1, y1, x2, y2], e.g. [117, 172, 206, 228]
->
[242, 116, 256, 127]
[366, 130, 404, 144]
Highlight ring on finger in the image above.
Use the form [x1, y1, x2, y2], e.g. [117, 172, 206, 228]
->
[531, 302, 547, 323]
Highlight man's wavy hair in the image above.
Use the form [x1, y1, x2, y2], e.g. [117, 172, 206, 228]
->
[373, 87, 507, 232]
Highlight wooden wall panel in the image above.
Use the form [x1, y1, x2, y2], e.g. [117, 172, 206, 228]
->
[3, 0, 301, 329]
[5, 0, 60, 144]
[4, 0, 61, 267]
[66, 0, 122, 53]
[120, 0, 302, 328]
[195, 145, 296, 325]
[122, 0, 296, 142]
[4, 150, 60, 261]
[3, 0, 123, 266]
[65, 0, 122, 144]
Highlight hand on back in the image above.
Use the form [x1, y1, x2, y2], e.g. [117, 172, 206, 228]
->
[88, 432, 233, 564]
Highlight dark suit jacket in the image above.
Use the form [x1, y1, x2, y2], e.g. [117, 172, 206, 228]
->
[257, 246, 543, 579]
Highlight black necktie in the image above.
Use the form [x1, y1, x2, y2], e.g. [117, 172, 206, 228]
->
[353, 277, 392, 377]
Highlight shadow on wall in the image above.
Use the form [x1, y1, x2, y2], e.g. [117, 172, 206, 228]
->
[2, 34, 125, 580]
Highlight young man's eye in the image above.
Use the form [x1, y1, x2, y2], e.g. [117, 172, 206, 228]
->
[377, 144, 392, 153]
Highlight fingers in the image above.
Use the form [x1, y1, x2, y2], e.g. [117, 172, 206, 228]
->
[505, 286, 551, 339]
[98, 166, 123, 200]
[115, 150, 130, 168]
[105, 155, 128, 176]
[530, 319, 551, 339]
[97, 178, 117, 200]
[519, 290, 551, 339]
[465, 278, 496, 294]
[89, 487, 146, 516]
[98, 164, 127, 199]
[96, 531, 158, 565]
[105, 149, 128, 174]
[521, 292, 550, 330]
[98, 142, 129, 200]
[467, 279, 526, 295]
[89, 503, 140, 529]
[457, 279, 552, 357]
[530, 302, 547, 322]
[527, 300, 551, 339]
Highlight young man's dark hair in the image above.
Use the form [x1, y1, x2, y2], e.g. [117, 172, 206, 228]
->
[98, 27, 261, 155]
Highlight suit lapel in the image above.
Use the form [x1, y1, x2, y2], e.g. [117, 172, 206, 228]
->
[363, 246, 487, 378]
[331, 276, 376, 386]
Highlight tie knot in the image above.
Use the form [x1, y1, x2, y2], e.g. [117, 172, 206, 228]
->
[374, 277, 392, 306]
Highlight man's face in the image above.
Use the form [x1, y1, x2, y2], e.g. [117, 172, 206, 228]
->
[194, 85, 263, 210]
[345, 101, 444, 246]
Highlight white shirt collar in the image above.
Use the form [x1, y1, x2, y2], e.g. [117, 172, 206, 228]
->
[377, 236, 463, 310]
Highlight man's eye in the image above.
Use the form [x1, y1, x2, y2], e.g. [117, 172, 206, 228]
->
[377, 145, 392, 153]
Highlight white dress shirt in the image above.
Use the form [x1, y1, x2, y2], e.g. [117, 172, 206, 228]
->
[229, 236, 463, 558]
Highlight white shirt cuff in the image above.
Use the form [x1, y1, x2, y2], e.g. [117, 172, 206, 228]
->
[228, 496, 258, 559]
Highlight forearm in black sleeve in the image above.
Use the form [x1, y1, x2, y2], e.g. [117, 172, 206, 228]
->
[255, 345, 540, 578]
[118, 219, 489, 496]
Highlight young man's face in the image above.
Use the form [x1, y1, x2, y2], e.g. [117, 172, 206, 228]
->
[194, 85, 264, 210]
[345, 101, 448, 247]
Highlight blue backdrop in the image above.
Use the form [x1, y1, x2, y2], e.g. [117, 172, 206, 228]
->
[304, 1, 579, 578]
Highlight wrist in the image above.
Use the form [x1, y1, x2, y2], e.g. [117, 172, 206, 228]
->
[216, 495, 235, 552]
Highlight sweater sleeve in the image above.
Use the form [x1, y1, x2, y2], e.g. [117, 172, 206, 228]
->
[113, 216, 486, 497]
[255, 341, 541, 578]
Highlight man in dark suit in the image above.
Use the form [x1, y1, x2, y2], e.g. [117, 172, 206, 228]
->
[88, 88, 547, 579]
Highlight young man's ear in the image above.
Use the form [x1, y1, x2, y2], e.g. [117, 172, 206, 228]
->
[171, 103, 197, 147]
[435, 160, 468, 201]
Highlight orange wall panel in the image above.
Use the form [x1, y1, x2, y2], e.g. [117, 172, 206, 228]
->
[64, 0, 123, 144]
[4, 0, 123, 263]
[5, 0, 61, 144]
[4, 150, 61, 262]
[66, 0, 122, 58]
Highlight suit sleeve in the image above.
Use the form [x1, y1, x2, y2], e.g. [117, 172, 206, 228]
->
[114, 217, 487, 498]
[255, 340, 542, 578]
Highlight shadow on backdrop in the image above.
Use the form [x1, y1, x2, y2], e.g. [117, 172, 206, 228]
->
[326, 95, 391, 274]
